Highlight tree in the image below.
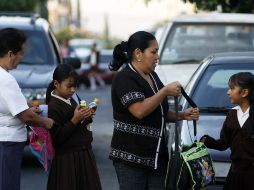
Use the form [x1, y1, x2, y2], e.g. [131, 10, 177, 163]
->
[0, 0, 48, 19]
[144, 0, 254, 13]
[183, 0, 254, 13]
[0, 0, 36, 12]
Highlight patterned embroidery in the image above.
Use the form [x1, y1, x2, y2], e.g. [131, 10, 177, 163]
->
[114, 120, 160, 138]
[110, 148, 155, 167]
[120, 91, 145, 106]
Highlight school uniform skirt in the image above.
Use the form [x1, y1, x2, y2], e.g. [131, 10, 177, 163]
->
[47, 148, 102, 190]
[224, 162, 254, 190]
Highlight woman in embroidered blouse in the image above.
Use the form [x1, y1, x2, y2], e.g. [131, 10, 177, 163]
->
[108, 31, 199, 190]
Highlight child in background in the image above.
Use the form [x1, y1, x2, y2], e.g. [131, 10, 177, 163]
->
[45, 64, 101, 190]
[201, 72, 254, 190]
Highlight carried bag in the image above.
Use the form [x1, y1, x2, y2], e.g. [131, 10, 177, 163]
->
[29, 105, 55, 171]
[165, 87, 215, 190]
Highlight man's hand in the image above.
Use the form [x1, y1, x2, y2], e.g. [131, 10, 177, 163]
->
[43, 118, 54, 130]
[29, 106, 42, 114]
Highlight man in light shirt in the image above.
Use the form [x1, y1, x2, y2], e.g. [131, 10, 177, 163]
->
[0, 28, 54, 190]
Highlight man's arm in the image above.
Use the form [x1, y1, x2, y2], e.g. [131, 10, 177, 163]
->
[17, 109, 53, 129]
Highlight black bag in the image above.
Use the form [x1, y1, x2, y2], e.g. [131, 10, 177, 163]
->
[165, 87, 215, 190]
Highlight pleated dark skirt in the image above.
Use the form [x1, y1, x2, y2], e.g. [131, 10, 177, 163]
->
[47, 148, 102, 190]
[223, 163, 254, 190]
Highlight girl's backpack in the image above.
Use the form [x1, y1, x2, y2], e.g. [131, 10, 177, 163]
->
[29, 105, 55, 171]
[165, 88, 215, 190]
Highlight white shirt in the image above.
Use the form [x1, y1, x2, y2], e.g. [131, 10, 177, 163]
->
[90, 51, 96, 66]
[232, 106, 249, 127]
[0, 67, 29, 142]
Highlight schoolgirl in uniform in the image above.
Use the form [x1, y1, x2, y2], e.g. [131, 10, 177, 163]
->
[46, 64, 101, 190]
[201, 72, 254, 190]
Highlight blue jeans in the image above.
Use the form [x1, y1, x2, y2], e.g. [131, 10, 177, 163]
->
[113, 161, 167, 190]
[0, 141, 26, 190]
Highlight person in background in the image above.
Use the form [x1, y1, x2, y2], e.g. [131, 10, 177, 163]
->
[88, 43, 105, 91]
[0, 28, 54, 190]
[108, 31, 199, 190]
[201, 72, 254, 190]
[46, 64, 101, 190]
[60, 39, 75, 58]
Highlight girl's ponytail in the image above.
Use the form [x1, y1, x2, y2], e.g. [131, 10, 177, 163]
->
[46, 81, 55, 104]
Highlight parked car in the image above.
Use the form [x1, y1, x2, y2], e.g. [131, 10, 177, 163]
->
[155, 13, 254, 93]
[78, 49, 116, 87]
[0, 12, 80, 106]
[177, 52, 254, 183]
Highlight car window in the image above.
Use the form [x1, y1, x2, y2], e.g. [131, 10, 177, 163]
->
[160, 24, 254, 65]
[192, 64, 254, 108]
[20, 30, 52, 65]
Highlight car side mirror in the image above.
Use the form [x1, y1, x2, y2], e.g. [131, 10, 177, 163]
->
[63, 57, 81, 69]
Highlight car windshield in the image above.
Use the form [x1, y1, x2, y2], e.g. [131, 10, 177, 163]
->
[160, 24, 254, 65]
[20, 30, 51, 65]
[191, 63, 254, 109]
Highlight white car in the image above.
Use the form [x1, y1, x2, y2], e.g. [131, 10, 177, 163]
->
[155, 13, 254, 90]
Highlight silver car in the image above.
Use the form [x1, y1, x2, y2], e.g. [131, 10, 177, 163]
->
[177, 52, 254, 182]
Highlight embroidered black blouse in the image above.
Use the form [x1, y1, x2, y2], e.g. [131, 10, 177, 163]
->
[109, 64, 169, 169]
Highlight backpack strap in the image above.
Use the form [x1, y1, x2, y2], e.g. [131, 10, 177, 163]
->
[180, 87, 198, 142]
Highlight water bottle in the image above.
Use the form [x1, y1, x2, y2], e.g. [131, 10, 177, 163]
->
[89, 98, 100, 113]
[80, 100, 87, 109]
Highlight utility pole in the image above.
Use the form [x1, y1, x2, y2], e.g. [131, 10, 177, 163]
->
[77, 0, 81, 28]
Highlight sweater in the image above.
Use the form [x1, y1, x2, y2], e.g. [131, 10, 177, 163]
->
[204, 109, 254, 170]
[109, 64, 169, 170]
[48, 96, 93, 155]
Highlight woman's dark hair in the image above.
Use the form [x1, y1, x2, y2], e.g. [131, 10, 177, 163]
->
[109, 31, 156, 71]
[46, 63, 79, 104]
[0, 28, 26, 57]
[228, 72, 254, 123]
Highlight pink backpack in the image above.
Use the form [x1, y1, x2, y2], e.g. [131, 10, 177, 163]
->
[29, 105, 55, 171]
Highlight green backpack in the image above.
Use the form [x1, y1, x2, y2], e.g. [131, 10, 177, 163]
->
[165, 88, 215, 190]
[177, 142, 215, 189]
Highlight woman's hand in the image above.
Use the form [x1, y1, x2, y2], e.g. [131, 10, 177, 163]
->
[71, 106, 92, 125]
[163, 81, 181, 97]
[182, 107, 199, 120]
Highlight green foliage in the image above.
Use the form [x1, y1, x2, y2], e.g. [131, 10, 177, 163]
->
[183, 0, 254, 13]
[144, 0, 254, 13]
[0, 0, 36, 11]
